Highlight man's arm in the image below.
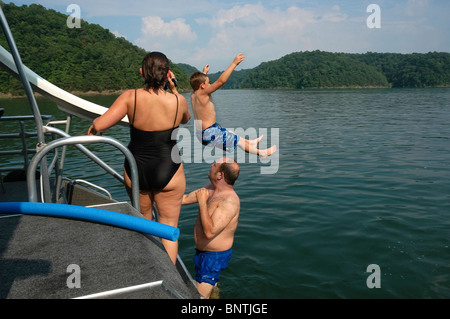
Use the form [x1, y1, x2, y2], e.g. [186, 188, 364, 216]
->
[182, 190, 199, 205]
[197, 189, 237, 240]
[182, 185, 212, 205]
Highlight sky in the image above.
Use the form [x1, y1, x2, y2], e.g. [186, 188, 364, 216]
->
[4, 0, 450, 71]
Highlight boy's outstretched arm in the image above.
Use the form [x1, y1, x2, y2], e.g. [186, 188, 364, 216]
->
[204, 54, 245, 94]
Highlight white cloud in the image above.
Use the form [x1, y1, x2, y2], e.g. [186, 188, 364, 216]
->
[135, 16, 197, 64]
[185, 4, 351, 70]
[112, 30, 127, 39]
[140, 16, 197, 41]
[12, 0, 448, 69]
[183, 1, 449, 70]
[322, 5, 348, 22]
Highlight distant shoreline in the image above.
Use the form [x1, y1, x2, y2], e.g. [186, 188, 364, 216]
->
[0, 90, 125, 99]
[1, 86, 449, 99]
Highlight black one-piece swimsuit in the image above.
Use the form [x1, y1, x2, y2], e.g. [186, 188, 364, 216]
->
[124, 90, 181, 191]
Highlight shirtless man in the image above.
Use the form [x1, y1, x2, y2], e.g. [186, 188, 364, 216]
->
[182, 157, 240, 298]
[190, 54, 277, 158]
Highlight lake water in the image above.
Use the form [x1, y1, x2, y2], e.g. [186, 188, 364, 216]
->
[1, 88, 449, 298]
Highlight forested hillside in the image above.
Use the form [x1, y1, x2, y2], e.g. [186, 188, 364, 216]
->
[351, 52, 450, 88]
[0, 2, 190, 95]
[239, 51, 389, 89]
[214, 50, 450, 89]
[208, 69, 251, 90]
[1, 3, 449, 95]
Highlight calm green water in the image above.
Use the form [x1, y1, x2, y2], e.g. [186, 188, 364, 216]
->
[1, 88, 449, 298]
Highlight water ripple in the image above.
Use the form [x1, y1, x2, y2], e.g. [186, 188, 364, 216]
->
[2, 89, 449, 298]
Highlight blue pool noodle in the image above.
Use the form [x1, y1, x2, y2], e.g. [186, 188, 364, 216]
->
[0, 202, 179, 242]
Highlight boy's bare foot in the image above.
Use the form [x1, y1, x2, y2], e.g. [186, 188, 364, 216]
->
[259, 145, 277, 159]
[237, 135, 276, 157]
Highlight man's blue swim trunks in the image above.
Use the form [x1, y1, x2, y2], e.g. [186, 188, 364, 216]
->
[194, 248, 232, 286]
[197, 123, 240, 152]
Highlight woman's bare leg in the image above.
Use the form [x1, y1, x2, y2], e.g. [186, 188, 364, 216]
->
[124, 169, 153, 219]
[124, 165, 185, 264]
[138, 191, 154, 220]
[153, 164, 186, 264]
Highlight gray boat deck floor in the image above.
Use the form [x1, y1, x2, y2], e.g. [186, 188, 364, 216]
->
[0, 180, 199, 299]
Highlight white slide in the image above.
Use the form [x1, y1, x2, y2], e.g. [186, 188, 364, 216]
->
[0, 45, 128, 125]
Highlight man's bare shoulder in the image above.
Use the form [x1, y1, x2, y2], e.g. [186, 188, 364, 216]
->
[214, 190, 240, 211]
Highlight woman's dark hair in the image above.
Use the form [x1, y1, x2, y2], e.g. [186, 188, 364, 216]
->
[142, 52, 169, 90]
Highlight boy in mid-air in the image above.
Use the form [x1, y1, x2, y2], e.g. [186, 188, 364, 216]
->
[190, 54, 277, 158]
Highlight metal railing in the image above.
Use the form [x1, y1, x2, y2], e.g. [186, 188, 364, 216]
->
[0, 114, 52, 174]
[0, 114, 52, 193]
[0, 113, 140, 210]
[26, 135, 140, 210]
[1, 6, 140, 210]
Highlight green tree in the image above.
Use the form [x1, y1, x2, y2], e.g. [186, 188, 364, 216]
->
[0, 2, 190, 95]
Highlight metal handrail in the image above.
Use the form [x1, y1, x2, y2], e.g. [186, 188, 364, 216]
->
[0, 114, 52, 172]
[43, 126, 125, 184]
[0, 115, 53, 122]
[27, 136, 140, 210]
[43, 124, 127, 205]
[1, 6, 51, 201]
[0, 8, 44, 144]
[73, 179, 113, 200]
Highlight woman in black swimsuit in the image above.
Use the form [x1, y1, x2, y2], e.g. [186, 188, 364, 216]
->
[88, 52, 191, 264]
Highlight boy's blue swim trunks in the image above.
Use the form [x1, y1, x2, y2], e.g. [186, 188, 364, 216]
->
[194, 248, 232, 286]
[197, 123, 240, 152]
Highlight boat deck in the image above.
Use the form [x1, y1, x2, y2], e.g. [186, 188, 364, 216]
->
[0, 6, 198, 299]
[0, 180, 199, 299]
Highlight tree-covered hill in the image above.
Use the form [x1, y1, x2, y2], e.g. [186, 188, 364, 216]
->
[239, 51, 390, 89]
[232, 50, 449, 89]
[0, 2, 190, 95]
[206, 50, 450, 90]
[1, 3, 449, 95]
[208, 69, 251, 90]
[350, 51, 450, 88]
